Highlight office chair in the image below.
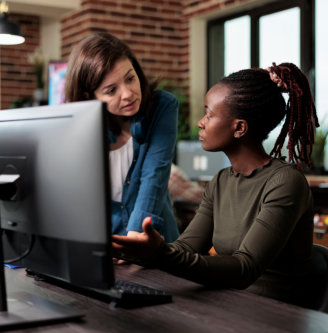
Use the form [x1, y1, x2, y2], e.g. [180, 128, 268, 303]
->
[294, 244, 328, 313]
[290, 243, 328, 313]
[311, 244, 328, 313]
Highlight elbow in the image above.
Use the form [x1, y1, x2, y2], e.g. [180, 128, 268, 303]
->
[230, 254, 263, 290]
[201, 254, 262, 290]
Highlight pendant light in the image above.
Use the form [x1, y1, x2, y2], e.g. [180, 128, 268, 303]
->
[0, 1, 25, 45]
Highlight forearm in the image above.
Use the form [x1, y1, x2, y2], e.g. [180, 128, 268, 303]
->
[153, 242, 252, 289]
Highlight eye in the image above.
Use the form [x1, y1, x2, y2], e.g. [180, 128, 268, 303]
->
[127, 75, 135, 82]
[106, 87, 116, 95]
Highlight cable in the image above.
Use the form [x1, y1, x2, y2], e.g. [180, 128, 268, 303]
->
[2, 231, 35, 264]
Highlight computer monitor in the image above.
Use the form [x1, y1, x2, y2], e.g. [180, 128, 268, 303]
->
[176, 140, 231, 181]
[0, 100, 113, 328]
[48, 61, 68, 105]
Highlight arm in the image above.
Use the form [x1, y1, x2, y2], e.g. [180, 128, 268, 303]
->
[154, 167, 313, 288]
[127, 91, 178, 233]
[113, 167, 313, 289]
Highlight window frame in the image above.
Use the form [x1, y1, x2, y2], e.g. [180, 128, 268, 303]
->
[207, 0, 314, 92]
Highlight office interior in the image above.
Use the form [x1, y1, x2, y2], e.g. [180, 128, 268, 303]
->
[1, 0, 328, 331]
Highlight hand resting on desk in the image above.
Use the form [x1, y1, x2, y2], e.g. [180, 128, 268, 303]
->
[112, 217, 164, 261]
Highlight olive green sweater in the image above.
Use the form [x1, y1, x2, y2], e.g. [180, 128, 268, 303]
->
[156, 158, 314, 302]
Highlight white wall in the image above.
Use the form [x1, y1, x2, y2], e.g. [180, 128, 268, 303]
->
[40, 17, 61, 97]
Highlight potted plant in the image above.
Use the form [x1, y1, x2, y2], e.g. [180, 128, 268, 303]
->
[27, 48, 45, 103]
[157, 79, 194, 141]
[311, 124, 328, 174]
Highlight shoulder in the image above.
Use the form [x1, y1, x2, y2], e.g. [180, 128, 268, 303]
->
[154, 90, 178, 109]
[268, 158, 307, 181]
[149, 90, 178, 125]
[265, 158, 310, 192]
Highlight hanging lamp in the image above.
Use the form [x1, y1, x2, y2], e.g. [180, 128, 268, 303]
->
[0, 1, 25, 45]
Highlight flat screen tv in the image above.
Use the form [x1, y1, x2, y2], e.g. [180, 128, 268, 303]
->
[48, 61, 68, 105]
[0, 100, 113, 328]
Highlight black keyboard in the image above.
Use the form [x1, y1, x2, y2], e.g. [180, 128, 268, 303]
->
[107, 279, 172, 308]
[26, 269, 172, 308]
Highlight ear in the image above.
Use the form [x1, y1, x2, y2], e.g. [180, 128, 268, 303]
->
[233, 119, 248, 139]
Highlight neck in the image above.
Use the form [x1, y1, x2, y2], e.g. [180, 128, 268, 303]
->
[110, 118, 131, 151]
[226, 144, 271, 176]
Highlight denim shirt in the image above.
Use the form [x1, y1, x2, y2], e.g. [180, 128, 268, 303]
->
[111, 90, 180, 242]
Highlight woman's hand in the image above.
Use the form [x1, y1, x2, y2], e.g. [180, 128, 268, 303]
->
[112, 217, 164, 261]
[112, 230, 147, 264]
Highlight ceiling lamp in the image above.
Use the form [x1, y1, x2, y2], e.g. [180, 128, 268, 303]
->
[0, 1, 25, 45]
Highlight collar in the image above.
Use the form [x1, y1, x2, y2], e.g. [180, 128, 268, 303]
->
[108, 114, 145, 146]
[230, 158, 273, 177]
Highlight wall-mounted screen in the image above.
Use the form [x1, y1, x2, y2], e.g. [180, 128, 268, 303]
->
[48, 61, 68, 105]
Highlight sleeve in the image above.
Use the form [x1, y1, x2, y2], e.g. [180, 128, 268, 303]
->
[153, 167, 313, 289]
[127, 91, 178, 233]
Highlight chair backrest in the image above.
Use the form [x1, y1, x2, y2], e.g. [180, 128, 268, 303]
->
[311, 244, 328, 313]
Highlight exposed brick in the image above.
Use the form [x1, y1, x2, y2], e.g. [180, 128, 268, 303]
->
[122, 4, 137, 10]
[189, 1, 201, 7]
[142, 24, 157, 30]
[161, 25, 175, 31]
[131, 31, 147, 37]
[110, 11, 128, 17]
[0, 13, 41, 109]
[1, 0, 243, 110]
[141, 6, 158, 12]
[149, 33, 164, 39]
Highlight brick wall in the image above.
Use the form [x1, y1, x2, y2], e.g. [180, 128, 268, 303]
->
[61, 1, 187, 85]
[184, 0, 248, 17]
[60, 0, 247, 111]
[0, 14, 41, 110]
[0, 0, 247, 110]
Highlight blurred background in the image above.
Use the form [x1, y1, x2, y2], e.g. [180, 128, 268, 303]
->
[0, 0, 327, 170]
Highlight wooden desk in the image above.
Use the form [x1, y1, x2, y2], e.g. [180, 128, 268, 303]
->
[4, 265, 328, 333]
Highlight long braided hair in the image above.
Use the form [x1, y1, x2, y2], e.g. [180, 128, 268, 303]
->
[220, 62, 319, 169]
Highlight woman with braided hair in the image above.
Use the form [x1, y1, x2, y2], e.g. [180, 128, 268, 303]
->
[112, 63, 320, 307]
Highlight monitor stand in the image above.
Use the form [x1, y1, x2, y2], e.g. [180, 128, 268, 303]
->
[0, 232, 85, 330]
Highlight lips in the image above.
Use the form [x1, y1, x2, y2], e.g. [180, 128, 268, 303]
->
[198, 131, 204, 141]
[122, 100, 137, 110]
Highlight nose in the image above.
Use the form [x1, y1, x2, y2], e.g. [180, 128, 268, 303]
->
[121, 84, 133, 100]
[198, 116, 205, 129]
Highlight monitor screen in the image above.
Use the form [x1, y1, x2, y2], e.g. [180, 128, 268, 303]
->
[48, 61, 68, 105]
[176, 140, 231, 181]
[0, 100, 114, 290]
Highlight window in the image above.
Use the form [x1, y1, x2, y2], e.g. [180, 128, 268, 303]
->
[208, 0, 312, 86]
[207, 0, 317, 156]
[224, 16, 250, 76]
[316, 0, 328, 122]
[259, 7, 300, 69]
